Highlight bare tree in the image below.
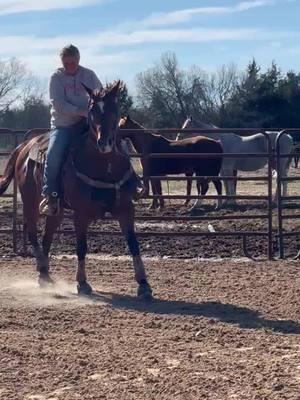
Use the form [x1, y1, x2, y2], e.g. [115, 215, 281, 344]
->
[0, 58, 28, 110]
[21, 72, 47, 105]
[135, 52, 188, 128]
[135, 52, 240, 128]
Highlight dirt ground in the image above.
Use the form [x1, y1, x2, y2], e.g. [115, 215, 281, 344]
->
[0, 255, 300, 400]
[0, 157, 300, 399]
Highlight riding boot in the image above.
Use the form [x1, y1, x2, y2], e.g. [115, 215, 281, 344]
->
[132, 172, 146, 201]
[39, 192, 60, 216]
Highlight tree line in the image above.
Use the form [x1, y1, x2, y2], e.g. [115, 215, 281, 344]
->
[1, 52, 300, 141]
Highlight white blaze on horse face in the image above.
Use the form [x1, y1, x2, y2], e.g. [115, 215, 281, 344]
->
[98, 101, 105, 114]
[182, 118, 191, 130]
[177, 117, 191, 140]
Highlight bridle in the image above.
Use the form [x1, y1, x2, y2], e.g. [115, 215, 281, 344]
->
[87, 96, 119, 153]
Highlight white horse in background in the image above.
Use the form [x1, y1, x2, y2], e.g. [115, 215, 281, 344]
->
[177, 117, 294, 205]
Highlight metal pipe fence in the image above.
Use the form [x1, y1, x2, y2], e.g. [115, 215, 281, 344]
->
[0, 127, 299, 259]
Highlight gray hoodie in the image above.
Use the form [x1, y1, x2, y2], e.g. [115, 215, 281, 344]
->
[49, 65, 103, 128]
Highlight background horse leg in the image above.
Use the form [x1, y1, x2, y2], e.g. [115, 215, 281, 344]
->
[212, 178, 222, 209]
[233, 169, 237, 193]
[149, 179, 159, 210]
[189, 178, 209, 212]
[279, 157, 291, 198]
[222, 167, 235, 206]
[116, 203, 152, 300]
[156, 180, 165, 211]
[74, 214, 92, 295]
[184, 172, 193, 206]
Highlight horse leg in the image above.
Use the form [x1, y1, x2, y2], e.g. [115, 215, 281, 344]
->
[277, 157, 290, 200]
[117, 204, 152, 301]
[74, 214, 92, 296]
[233, 169, 237, 194]
[37, 213, 64, 285]
[148, 179, 159, 210]
[222, 167, 235, 206]
[189, 178, 209, 212]
[184, 172, 192, 206]
[212, 178, 222, 209]
[22, 196, 51, 285]
[156, 180, 165, 211]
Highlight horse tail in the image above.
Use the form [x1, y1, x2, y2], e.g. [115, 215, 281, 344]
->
[0, 143, 24, 195]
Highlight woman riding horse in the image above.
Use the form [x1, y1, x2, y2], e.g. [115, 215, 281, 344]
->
[0, 82, 153, 300]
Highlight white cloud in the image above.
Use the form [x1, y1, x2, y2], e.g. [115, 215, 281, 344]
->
[0, 25, 295, 78]
[141, 1, 274, 27]
[0, 0, 102, 15]
[0, 27, 293, 59]
[0, 0, 296, 81]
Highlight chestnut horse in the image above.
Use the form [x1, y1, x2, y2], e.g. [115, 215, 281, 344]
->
[118, 115, 223, 211]
[0, 82, 152, 300]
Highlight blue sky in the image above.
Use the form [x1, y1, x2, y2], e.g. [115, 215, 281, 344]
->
[0, 0, 299, 90]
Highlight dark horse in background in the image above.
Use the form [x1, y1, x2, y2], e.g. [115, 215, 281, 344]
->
[0, 81, 152, 300]
[118, 115, 223, 211]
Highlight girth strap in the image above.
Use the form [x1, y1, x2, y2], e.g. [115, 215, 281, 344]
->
[76, 166, 134, 204]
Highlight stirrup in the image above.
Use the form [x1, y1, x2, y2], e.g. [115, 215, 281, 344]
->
[39, 193, 60, 216]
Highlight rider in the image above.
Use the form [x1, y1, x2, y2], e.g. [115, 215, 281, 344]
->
[40, 44, 143, 216]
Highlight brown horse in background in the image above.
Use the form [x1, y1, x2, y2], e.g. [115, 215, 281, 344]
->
[118, 115, 223, 211]
[0, 82, 152, 300]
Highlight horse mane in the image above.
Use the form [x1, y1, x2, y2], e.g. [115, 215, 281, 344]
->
[90, 80, 124, 99]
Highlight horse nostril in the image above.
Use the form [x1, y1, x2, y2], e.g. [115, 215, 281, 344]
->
[108, 139, 113, 147]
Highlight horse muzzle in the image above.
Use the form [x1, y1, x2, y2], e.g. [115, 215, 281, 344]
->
[97, 138, 114, 154]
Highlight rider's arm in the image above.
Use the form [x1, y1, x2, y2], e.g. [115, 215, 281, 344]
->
[91, 71, 103, 91]
[49, 74, 84, 116]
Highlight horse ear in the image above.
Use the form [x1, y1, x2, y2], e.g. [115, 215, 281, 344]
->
[126, 114, 132, 122]
[82, 83, 94, 99]
[109, 80, 122, 97]
[190, 115, 193, 121]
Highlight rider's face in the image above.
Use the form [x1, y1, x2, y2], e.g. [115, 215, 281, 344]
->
[61, 55, 80, 75]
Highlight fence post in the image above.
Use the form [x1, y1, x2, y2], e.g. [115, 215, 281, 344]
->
[276, 130, 286, 259]
[266, 131, 273, 259]
[12, 132, 18, 253]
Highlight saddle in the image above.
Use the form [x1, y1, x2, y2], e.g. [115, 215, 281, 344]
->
[28, 133, 50, 164]
[28, 132, 137, 207]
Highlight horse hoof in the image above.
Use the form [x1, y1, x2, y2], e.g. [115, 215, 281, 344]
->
[77, 281, 93, 296]
[38, 274, 54, 288]
[137, 283, 153, 301]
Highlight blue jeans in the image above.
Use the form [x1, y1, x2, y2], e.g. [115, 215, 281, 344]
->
[42, 119, 88, 196]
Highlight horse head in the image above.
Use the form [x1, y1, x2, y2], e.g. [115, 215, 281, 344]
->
[176, 116, 218, 140]
[118, 114, 136, 130]
[176, 116, 194, 140]
[83, 80, 122, 153]
[118, 114, 142, 141]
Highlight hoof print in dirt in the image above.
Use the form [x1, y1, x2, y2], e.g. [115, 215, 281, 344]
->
[77, 281, 93, 296]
